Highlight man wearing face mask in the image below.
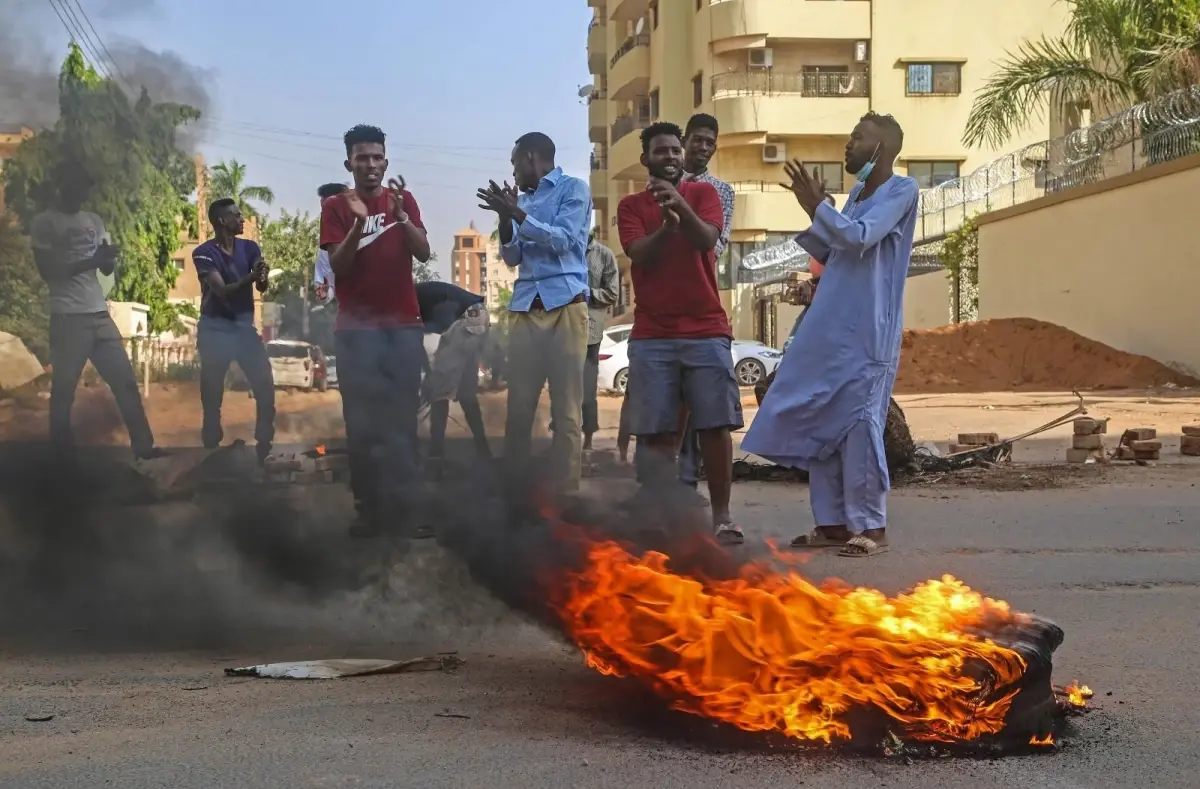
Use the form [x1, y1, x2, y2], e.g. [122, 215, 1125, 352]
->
[617, 122, 742, 545]
[476, 132, 591, 495]
[743, 112, 919, 558]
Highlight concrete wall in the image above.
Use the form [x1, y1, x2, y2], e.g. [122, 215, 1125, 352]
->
[977, 153, 1200, 376]
[903, 270, 950, 329]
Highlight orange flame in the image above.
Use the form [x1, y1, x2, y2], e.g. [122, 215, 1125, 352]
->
[1029, 733, 1055, 747]
[314, 444, 326, 456]
[552, 538, 1030, 744]
[1064, 681, 1092, 708]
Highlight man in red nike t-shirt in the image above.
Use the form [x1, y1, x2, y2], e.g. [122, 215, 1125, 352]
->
[321, 124, 432, 539]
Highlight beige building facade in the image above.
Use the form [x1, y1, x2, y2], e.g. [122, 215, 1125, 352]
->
[586, 0, 1069, 340]
[451, 222, 488, 297]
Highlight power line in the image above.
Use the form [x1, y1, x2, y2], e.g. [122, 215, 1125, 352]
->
[64, 0, 132, 89]
[46, 0, 115, 83]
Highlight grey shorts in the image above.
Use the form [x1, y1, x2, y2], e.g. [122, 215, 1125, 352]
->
[627, 337, 744, 436]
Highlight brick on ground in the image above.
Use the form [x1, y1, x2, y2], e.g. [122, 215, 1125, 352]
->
[1182, 425, 1200, 438]
[1115, 446, 1137, 460]
[1134, 449, 1161, 461]
[958, 432, 999, 446]
[1066, 448, 1102, 464]
[1130, 439, 1163, 452]
[1124, 427, 1157, 441]
[1181, 434, 1200, 456]
[1072, 434, 1105, 450]
[1074, 417, 1107, 435]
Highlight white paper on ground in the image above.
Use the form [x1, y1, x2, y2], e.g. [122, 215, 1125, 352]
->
[224, 655, 463, 680]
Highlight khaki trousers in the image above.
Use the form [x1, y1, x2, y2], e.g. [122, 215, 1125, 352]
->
[504, 301, 589, 491]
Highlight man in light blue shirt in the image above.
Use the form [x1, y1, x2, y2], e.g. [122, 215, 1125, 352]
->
[477, 132, 592, 491]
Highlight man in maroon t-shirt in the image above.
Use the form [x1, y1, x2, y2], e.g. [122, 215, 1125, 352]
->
[320, 124, 433, 539]
[617, 122, 744, 545]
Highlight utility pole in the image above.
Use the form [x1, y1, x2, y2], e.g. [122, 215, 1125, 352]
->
[301, 267, 310, 339]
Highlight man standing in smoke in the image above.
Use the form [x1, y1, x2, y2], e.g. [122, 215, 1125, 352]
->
[617, 122, 742, 544]
[742, 112, 919, 558]
[192, 198, 275, 463]
[321, 124, 432, 539]
[30, 158, 162, 461]
[477, 132, 591, 494]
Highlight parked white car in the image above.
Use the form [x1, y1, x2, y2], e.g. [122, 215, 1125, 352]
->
[265, 340, 329, 391]
[597, 337, 784, 394]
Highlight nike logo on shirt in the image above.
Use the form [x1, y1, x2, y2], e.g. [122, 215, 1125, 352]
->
[358, 213, 398, 250]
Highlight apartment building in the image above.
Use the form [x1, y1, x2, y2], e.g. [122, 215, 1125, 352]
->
[585, 0, 1069, 339]
[451, 222, 488, 297]
[482, 234, 519, 312]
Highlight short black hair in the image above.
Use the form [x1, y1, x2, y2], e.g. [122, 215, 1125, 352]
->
[860, 111, 904, 153]
[684, 113, 719, 139]
[640, 121, 684, 154]
[344, 124, 386, 156]
[207, 197, 236, 224]
[317, 182, 348, 200]
[514, 132, 556, 161]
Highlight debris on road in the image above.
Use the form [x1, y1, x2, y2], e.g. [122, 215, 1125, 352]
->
[24, 713, 54, 722]
[224, 655, 464, 680]
[1068, 416, 1109, 464]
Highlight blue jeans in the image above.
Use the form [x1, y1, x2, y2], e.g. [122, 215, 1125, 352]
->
[198, 318, 275, 453]
[335, 327, 425, 523]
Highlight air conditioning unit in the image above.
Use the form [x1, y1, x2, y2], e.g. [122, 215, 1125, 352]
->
[762, 142, 787, 163]
[748, 48, 773, 69]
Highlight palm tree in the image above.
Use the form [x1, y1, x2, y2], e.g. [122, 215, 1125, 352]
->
[962, 0, 1200, 150]
[207, 159, 275, 219]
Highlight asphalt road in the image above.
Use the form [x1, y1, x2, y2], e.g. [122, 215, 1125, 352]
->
[2, 464, 1198, 789]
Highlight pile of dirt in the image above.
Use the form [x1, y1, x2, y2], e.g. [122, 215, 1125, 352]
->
[896, 318, 1199, 393]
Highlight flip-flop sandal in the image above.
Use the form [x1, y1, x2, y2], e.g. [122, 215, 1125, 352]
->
[714, 523, 745, 546]
[838, 535, 890, 558]
[789, 530, 847, 549]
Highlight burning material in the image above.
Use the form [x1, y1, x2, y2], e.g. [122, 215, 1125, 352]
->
[549, 533, 1079, 749]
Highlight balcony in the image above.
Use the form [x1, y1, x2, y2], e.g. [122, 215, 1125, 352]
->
[729, 183, 849, 233]
[709, 0, 871, 51]
[590, 151, 609, 202]
[712, 71, 869, 137]
[609, 0, 648, 22]
[588, 90, 608, 143]
[609, 34, 650, 101]
[587, 20, 606, 74]
[610, 110, 651, 179]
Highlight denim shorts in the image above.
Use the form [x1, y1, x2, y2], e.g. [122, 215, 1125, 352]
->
[627, 337, 744, 436]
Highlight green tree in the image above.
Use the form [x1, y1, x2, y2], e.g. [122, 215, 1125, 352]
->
[413, 250, 440, 283]
[1, 43, 199, 334]
[962, 0, 1200, 150]
[259, 210, 319, 299]
[0, 214, 51, 362]
[207, 159, 275, 220]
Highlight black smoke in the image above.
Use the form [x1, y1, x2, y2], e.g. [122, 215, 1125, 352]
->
[0, 0, 212, 134]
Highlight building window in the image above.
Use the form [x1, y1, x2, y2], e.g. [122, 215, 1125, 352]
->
[805, 162, 844, 194]
[649, 89, 660, 120]
[692, 73, 703, 108]
[173, 257, 185, 271]
[906, 63, 962, 96]
[650, 1, 659, 28]
[461, 237, 475, 249]
[907, 160, 960, 188]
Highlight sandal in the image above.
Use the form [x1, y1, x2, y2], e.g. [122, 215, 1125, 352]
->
[714, 522, 744, 546]
[838, 535, 890, 558]
[789, 530, 847, 549]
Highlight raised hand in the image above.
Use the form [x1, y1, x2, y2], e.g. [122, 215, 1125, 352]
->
[94, 241, 117, 275]
[662, 206, 680, 230]
[344, 190, 369, 221]
[780, 159, 825, 216]
[476, 180, 520, 216]
[647, 179, 684, 212]
[387, 177, 409, 222]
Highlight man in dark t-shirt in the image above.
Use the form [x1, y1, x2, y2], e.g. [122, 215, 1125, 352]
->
[321, 124, 433, 538]
[193, 198, 275, 463]
[416, 282, 492, 474]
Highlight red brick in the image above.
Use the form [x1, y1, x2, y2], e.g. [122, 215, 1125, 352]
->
[1182, 425, 1200, 438]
